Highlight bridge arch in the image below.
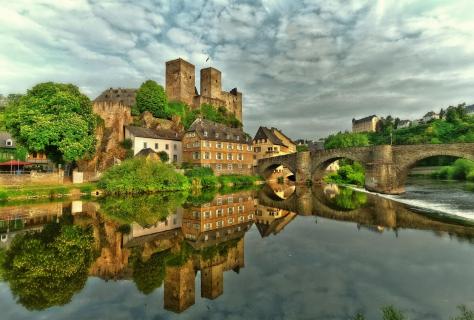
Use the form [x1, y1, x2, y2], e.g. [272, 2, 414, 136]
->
[256, 153, 297, 180]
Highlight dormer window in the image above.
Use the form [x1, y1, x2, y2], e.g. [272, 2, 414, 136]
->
[5, 139, 12, 147]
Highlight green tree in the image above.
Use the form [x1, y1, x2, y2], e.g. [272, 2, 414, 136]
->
[4, 82, 96, 163]
[2, 221, 95, 310]
[158, 150, 169, 162]
[132, 250, 169, 294]
[324, 132, 370, 149]
[135, 80, 169, 119]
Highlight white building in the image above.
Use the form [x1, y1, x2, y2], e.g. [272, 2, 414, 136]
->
[124, 126, 183, 164]
[422, 111, 440, 123]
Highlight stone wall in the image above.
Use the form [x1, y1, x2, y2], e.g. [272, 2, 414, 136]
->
[0, 171, 64, 186]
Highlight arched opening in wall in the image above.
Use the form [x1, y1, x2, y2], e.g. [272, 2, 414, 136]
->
[402, 155, 474, 190]
[261, 164, 295, 184]
[312, 157, 366, 188]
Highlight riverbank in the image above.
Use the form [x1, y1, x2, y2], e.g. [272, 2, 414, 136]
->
[0, 183, 98, 203]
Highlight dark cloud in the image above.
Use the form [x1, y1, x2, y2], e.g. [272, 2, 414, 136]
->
[1, 0, 474, 139]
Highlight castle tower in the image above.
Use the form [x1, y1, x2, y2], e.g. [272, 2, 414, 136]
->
[200, 67, 222, 99]
[166, 58, 196, 106]
[201, 263, 224, 300]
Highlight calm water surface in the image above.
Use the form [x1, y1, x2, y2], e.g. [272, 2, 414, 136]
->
[0, 181, 473, 320]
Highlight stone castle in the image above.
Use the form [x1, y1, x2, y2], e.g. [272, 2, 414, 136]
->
[166, 58, 242, 122]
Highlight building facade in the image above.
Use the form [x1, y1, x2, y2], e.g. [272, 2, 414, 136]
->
[352, 115, 380, 133]
[252, 126, 296, 165]
[422, 111, 440, 123]
[166, 58, 243, 123]
[182, 119, 253, 175]
[124, 126, 183, 164]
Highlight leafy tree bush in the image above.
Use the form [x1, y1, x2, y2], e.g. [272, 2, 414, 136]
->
[296, 145, 309, 152]
[135, 80, 169, 118]
[185, 167, 219, 188]
[100, 192, 187, 227]
[4, 82, 96, 163]
[325, 132, 370, 149]
[324, 161, 365, 186]
[132, 250, 169, 295]
[2, 221, 95, 310]
[98, 158, 190, 194]
[432, 159, 474, 182]
[157, 151, 169, 163]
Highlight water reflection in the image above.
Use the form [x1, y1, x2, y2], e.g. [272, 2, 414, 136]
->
[0, 184, 474, 317]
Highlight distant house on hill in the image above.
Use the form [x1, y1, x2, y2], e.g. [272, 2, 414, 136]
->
[124, 126, 183, 163]
[465, 104, 474, 116]
[422, 111, 440, 123]
[396, 120, 412, 129]
[352, 115, 380, 133]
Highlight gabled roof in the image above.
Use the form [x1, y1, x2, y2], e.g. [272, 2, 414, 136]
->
[187, 118, 252, 143]
[0, 132, 15, 148]
[253, 126, 286, 146]
[94, 88, 137, 106]
[352, 115, 378, 124]
[125, 126, 182, 141]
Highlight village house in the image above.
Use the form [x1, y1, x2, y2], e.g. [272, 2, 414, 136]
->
[396, 120, 412, 129]
[422, 111, 440, 123]
[124, 126, 183, 164]
[0, 132, 15, 161]
[252, 126, 296, 165]
[352, 115, 380, 133]
[182, 118, 254, 175]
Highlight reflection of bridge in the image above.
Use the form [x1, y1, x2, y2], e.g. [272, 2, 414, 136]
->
[258, 186, 474, 241]
[256, 143, 474, 194]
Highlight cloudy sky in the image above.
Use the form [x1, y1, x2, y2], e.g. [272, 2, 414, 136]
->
[1, 0, 474, 139]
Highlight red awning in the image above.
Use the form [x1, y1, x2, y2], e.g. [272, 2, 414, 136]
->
[0, 160, 33, 166]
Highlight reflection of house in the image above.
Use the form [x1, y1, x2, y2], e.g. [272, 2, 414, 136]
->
[182, 191, 255, 240]
[352, 115, 380, 133]
[254, 205, 296, 237]
[252, 126, 296, 165]
[124, 126, 183, 163]
[182, 118, 254, 175]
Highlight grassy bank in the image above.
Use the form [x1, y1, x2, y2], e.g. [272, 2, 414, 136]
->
[184, 167, 261, 190]
[324, 161, 365, 187]
[0, 183, 97, 202]
[432, 159, 474, 182]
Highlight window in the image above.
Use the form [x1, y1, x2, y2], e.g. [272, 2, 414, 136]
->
[216, 133, 219, 138]
[204, 211, 211, 219]
[237, 144, 242, 150]
[216, 142, 222, 148]
[216, 164, 222, 171]
[204, 223, 212, 231]
[238, 216, 244, 222]
[236, 136, 240, 141]
[173, 155, 178, 162]
[216, 153, 223, 160]
[247, 145, 252, 151]
[238, 163, 243, 169]
[166, 144, 169, 150]
[227, 163, 233, 170]
[248, 214, 254, 220]
[193, 141, 200, 147]
[5, 139, 12, 147]
[174, 144, 177, 150]
[205, 140, 211, 147]
[204, 131, 208, 137]
[227, 134, 231, 139]
[216, 220, 224, 228]
[238, 153, 243, 161]
[238, 205, 244, 213]
[268, 147, 273, 152]
[193, 211, 200, 218]
[228, 207, 234, 214]
[227, 218, 234, 224]
[193, 152, 200, 160]
[154, 143, 158, 150]
[143, 142, 147, 149]
[228, 197, 233, 204]
[227, 153, 233, 160]
[216, 208, 223, 217]
[204, 152, 211, 160]
[227, 143, 233, 150]
[216, 198, 222, 205]
[193, 223, 200, 230]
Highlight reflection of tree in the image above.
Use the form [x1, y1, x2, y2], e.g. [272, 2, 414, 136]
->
[2, 219, 95, 310]
[328, 187, 368, 210]
[100, 193, 187, 227]
[131, 249, 169, 295]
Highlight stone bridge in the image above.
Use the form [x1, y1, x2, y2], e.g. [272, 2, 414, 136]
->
[256, 143, 474, 194]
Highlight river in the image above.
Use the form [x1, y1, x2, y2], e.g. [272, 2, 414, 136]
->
[0, 181, 473, 319]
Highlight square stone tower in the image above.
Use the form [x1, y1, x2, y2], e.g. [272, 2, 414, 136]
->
[201, 263, 224, 299]
[166, 58, 196, 106]
[200, 67, 222, 99]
